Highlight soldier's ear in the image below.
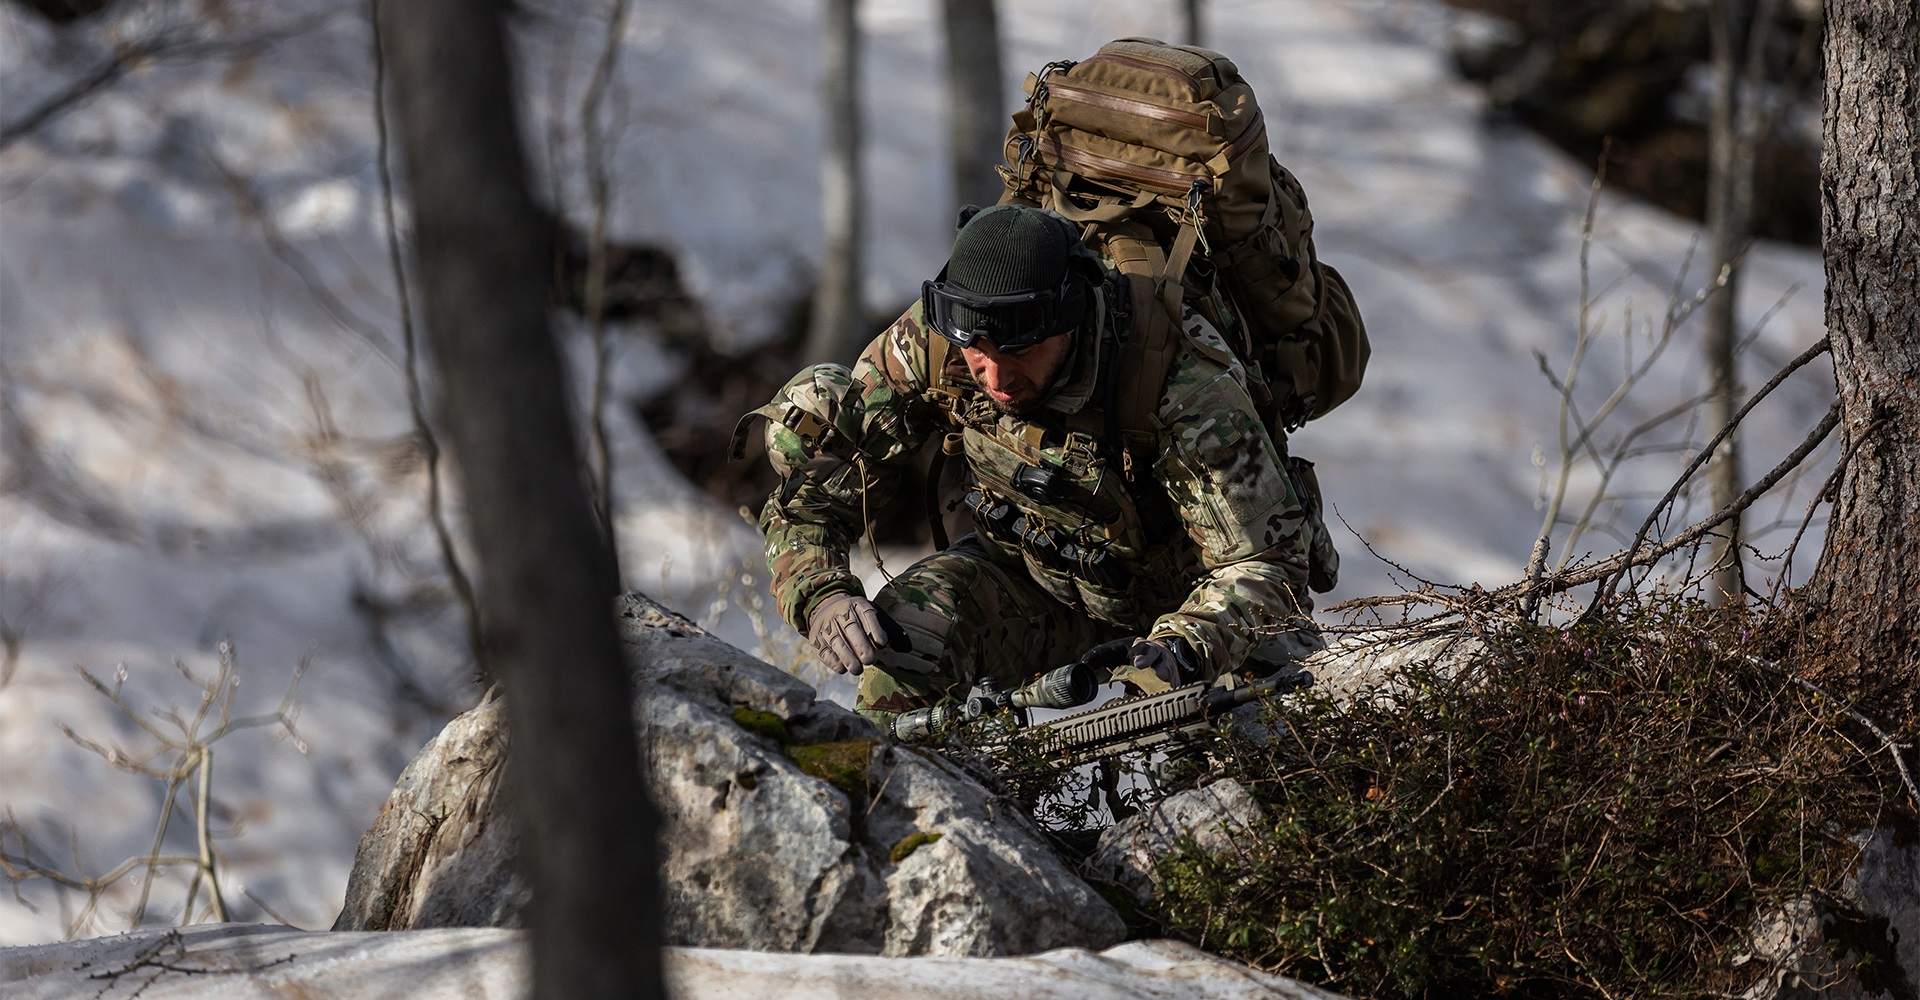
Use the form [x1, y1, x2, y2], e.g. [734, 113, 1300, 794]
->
[956, 204, 983, 230]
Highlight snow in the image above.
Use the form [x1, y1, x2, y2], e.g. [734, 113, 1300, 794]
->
[0, 923, 1346, 999]
[0, 0, 1832, 947]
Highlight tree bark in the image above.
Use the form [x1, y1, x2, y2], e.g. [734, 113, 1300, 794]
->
[942, 0, 1005, 219]
[1802, 0, 1920, 721]
[375, 2, 666, 997]
[1181, 0, 1204, 49]
[806, 0, 865, 365]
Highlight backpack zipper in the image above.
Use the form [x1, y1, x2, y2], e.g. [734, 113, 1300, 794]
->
[1036, 110, 1266, 193]
[1044, 82, 1213, 131]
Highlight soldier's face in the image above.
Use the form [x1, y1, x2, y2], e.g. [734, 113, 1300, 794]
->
[963, 330, 1074, 414]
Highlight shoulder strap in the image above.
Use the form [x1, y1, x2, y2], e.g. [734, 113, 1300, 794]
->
[1100, 229, 1182, 477]
[921, 328, 974, 550]
[927, 331, 949, 394]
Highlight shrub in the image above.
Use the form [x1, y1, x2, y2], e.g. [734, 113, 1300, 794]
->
[1137, 601, 1900, 998]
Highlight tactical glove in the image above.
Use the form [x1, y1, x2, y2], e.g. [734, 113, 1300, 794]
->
[807, 593, 910, 676]
[1129, 636, 1201, 686]
[1074, 635, 1201, 686]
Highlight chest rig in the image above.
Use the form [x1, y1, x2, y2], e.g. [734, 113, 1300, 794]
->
[921, 230, 1195, 628]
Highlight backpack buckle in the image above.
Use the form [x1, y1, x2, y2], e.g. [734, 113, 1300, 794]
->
[1185, 179, 1214, 257]
[1030, 60, 1077, 112]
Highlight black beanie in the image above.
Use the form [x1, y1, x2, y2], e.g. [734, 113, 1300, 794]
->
[945, 206, 1081, 335]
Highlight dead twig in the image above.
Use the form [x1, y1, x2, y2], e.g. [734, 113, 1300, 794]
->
[1590, 337, 1831, 606]
[579, 0, 634, 572]
[369, 0, 488, 684]
[0, 644, 306, 936]
[1508, 401, 1838, 609]
[1710, 642, 1920, 814]
[0, 14, 329, 150]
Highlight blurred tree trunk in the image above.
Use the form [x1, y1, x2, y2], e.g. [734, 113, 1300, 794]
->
[1702, 0, 1777, 605]
[376, 2, 666, 997]
[807, 0, 865, 364]
[1801, 0, 1920, 722]
[1181, 0, 1204, 48]
[942, 0, 1006, 218]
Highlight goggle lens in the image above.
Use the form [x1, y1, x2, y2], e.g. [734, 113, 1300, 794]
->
[921, 276, 1065, 353]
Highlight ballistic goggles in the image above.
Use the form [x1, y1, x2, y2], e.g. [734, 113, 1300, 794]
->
[920, 267, 1085, 353]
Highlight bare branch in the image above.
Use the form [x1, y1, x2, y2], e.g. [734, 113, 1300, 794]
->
[369, 0, 488, 684]
[1, 14, 333, 150]
[1592, 337, 1831, 603]
[580, 0, 634, 575]
[17, 645, 306, 934]
[202, 149, 400, 368]
[1520, 400, 1839, 604]
[3, 32, 196, 149]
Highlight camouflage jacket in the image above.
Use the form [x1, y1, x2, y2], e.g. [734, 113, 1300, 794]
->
[752, 297, 1326, 679]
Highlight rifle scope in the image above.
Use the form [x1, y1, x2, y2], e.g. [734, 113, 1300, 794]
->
[1008, 662, 1098, 710]
[890, 704, 961, 743]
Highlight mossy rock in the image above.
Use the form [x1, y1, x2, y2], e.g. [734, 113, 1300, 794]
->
[888, 830, 943, 864]
[732, 707, 791, 744]
[787, 740, 873, 799]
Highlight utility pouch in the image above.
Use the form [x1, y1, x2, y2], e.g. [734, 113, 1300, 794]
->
[1287, 456, 1339, 594]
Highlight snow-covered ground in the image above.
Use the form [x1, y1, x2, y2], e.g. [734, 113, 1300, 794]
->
[0, 0, 1833, 945]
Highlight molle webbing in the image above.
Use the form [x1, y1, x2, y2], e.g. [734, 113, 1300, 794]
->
[997, 37, 1370, 434]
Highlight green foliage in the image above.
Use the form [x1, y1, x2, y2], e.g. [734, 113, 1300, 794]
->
[731, 707, 791, 744]
[889, 830, 944, 864]
[1133, 602, 1895, 999]
[787, 739, 873, 800]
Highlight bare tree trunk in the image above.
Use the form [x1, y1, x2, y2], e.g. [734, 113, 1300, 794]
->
[806, 0, 865, 364]
[376, 2, 666, 997]
[941, 0, 1005, 218]
[1802, 0, 1920, 723]
[1703, 0, 1768, 605]
[1181, 0, 1204, 48]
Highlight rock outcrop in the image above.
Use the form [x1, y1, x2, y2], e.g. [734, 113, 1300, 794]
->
[1088, 779, 1265, 904]
[333, 593, 1124, 957]
[1740, 828, 1920, 1000]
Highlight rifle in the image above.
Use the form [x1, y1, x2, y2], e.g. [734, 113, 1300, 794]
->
[889, 664, 1309, 769]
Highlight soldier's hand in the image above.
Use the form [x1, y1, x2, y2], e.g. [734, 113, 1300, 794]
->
[807, 593, 910, 676]
[1074, 635, 1200, 686]
[1129, 636, 1201, 686]
[1074, 637, 1138, 675]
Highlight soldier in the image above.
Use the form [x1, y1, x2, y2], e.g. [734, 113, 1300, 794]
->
[743, 204, 1334, 730]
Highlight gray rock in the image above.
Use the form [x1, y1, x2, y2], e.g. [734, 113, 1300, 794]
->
[330, 690, 526, 931]
[1088, 779, 1265, 903]
[1303, 629, 1488, 706]
[867, 743, 1123, 956]
[334, 592, 1123, 957]
[1738, 829, 1920, 1000]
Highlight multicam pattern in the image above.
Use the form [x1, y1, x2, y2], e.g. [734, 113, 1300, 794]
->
[855, 536, 1127, 719]
[753, 298, 1327, 719]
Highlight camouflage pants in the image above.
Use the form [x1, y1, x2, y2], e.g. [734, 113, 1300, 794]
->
[858, 535, 1130, 722]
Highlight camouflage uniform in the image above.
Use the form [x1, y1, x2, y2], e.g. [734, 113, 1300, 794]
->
[750, 296, 1332, 722]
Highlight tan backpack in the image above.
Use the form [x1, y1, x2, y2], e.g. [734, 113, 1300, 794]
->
[997, 37, 1369, 441]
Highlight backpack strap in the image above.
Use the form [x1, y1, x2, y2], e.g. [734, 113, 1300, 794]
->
[1042, 171, 1158, 225]
[921, 330, 976, 550]
[1101, 229, 1181, 480]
